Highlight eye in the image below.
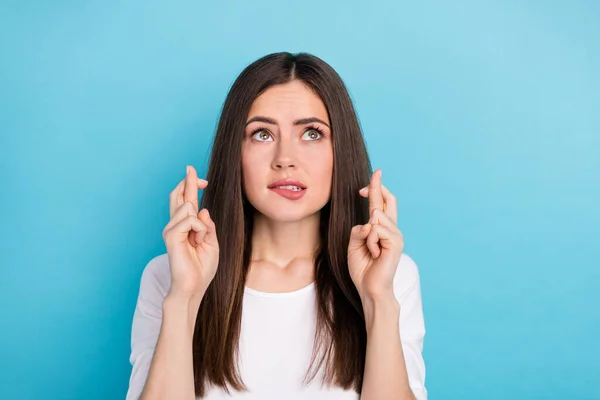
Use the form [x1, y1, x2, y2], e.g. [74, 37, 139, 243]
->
[250, 128, 274, 142]
[302, 126, 325, 141]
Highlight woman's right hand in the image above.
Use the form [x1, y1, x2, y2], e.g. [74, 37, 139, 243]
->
[163, 165, 219, 300]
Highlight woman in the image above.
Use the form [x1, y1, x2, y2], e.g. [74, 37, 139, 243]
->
[126, 52, 427, 400]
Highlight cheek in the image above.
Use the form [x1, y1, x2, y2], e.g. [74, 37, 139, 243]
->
[241, 151, 266, 190]
[307, 148, 334, 186]
[313, 145, 333, 170]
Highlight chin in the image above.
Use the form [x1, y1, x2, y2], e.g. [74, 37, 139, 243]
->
[256, 207, 315, 222]
[249, 199, 322, 223]
[246, 189, 330, 221]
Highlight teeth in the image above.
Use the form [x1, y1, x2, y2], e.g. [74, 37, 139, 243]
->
[275, 185, 303, 191]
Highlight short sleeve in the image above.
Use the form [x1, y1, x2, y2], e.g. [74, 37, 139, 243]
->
[125, 254, 172, 400]
[393, 253, 427, 400]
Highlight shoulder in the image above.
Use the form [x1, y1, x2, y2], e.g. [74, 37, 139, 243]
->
[139, 253, 172, 296]
[392, 253, 422, 302]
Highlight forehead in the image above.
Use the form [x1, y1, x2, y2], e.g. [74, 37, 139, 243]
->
[247, 80, 329, 122]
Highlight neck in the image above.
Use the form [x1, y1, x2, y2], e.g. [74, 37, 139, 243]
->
[250, 211, 321, 268]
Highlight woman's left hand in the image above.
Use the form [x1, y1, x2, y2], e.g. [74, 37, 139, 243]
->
[348, 169, 404, 302]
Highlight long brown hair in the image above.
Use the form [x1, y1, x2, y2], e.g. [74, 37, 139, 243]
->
[195, 52, 373, 397]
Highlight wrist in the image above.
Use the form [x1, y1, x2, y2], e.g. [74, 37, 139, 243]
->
[360, 288, 397, 309]
[165, 288, 205, 305]
[361, 292, 399, 328]
[164, 290, 205, 333]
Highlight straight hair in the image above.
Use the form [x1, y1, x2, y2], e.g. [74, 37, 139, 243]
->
[195, 51, 373, 397]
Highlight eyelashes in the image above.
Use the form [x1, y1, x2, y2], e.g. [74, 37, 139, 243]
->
[306, 125, 326, 138]
[249, 125, 327, 141]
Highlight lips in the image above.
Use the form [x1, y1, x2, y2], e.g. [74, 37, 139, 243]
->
[268, 179, 307, 189]
[269, 186, 307, 200]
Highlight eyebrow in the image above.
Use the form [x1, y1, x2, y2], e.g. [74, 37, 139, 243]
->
[245, 116, 330, 129]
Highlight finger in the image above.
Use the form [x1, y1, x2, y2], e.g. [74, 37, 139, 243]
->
[165, 201, 197, 232]
[163, 215, 207, 247]
[366, 225, 381, 258]
[371, 224, 398, 249]
[368, 169, 384, 219]
[197, 208, 218, 247]
[368, 208, 400, 233]
[194, 227, 207, 247]
[359, 181, 398, 226]
[184, 165, 199, 212]
[348, 223, 372, 251]
[169, 180, 185, 219]
[366, 224, 397, 258]
[170, 177, 208, 219]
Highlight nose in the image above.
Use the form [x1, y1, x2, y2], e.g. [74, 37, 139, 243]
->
[272, 136, 297, 169]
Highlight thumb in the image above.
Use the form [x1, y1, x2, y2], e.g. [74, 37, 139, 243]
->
[348, 223, 372, 251]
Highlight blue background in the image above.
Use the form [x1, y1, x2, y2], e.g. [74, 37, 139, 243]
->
[1, 1, 598, 399]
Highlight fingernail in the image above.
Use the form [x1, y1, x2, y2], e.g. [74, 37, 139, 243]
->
[378, 169, 382, 178]
[186, 165, 190, 175]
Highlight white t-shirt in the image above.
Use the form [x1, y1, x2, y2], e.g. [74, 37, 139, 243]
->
[126, 252, 427, 400]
